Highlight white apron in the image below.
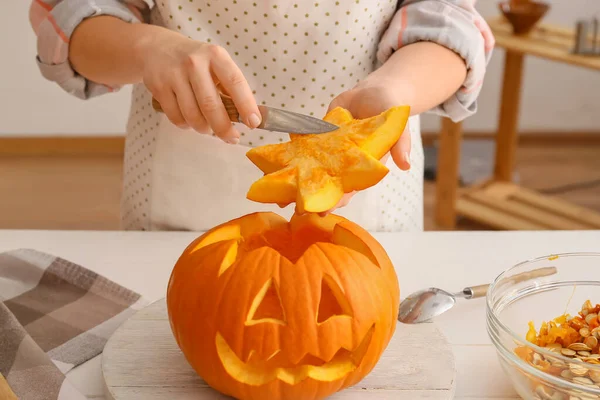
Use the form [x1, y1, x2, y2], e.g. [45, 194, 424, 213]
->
[120, 0, 424, 233]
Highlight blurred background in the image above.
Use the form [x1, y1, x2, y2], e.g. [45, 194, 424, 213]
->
[1, 0, 599, 231]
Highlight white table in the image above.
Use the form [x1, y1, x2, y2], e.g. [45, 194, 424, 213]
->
[1, 229, 599, 399]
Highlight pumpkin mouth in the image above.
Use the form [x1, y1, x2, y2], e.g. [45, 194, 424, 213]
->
[215, 324, 375, 385]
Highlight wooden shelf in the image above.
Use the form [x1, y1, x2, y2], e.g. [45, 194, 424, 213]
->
[487, 16, 600, 70]
[434, 17, 600, 231]
[456, 181, 600, 230]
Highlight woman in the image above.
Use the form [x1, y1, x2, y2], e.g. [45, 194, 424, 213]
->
[29, 0, 494, 232]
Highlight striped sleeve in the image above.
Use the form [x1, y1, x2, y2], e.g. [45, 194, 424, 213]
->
[29, 0, 150, 99]
[377, 0, 495, 122]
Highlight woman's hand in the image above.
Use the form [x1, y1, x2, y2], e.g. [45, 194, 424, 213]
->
[320, 80, 412, 216]
[137, 29, 260, 144]
[329, 82, 412, 170]
[69, 17, 259, 143]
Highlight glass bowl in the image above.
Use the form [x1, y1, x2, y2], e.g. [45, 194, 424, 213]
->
[487, 252, 600, 400]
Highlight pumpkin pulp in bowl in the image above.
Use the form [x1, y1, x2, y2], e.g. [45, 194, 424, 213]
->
[486, 252, 600, 400]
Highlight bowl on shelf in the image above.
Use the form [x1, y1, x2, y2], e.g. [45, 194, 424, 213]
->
[499, 0, 550, 35]
[487, 252, 600, 400]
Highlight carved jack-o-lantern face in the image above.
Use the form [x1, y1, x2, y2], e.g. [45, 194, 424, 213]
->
[167, 212, 399, 400]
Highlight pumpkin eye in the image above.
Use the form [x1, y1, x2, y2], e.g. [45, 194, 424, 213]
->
[317, 275, 353, 323]
[246, 278, 286, 326]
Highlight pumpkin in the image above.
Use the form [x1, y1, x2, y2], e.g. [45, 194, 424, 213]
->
[245, 106, 410, 213]
[166, 211, 400, 400]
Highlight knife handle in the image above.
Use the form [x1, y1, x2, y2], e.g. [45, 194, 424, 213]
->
[151, 92, 241, 124]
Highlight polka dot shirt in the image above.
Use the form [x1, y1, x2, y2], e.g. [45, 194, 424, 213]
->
[117, 0, 425, 232]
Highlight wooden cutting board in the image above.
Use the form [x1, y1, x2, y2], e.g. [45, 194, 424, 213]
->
[102, 299, 456, 400]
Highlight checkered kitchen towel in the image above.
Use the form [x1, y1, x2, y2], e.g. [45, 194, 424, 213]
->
[0, 249, 148, 399]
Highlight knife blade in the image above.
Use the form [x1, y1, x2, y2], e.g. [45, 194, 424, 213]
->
[151, 93, 339, 135]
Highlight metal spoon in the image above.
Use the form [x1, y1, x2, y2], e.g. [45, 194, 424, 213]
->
[397, 266, 558, 324]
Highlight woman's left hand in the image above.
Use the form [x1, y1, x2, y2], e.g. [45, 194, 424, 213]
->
[320, 81, 412, 216]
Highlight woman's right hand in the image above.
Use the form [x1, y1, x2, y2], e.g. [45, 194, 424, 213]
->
[137, 29, 260, 144]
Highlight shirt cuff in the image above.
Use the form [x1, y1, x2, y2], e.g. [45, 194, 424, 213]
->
[34, 0, 146, 100]
[377, 0, 495, 122]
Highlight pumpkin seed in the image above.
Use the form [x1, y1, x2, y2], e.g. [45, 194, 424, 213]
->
[562, 348, 577, 357]
[582, 358, 600, 364]
[578, 351, 592, 357]
[572, 318, 586, 330]
[590, 370, 600, 383]
[535, 385, 556, 400]
[533, 352, 544, 365]
[584, 335, 598, 349]
[569, 343, 592, 352]
[585, 313, 598, 325]
[580, 328, 591, 338]
[570, 363, 590, 376]
[583, 300, 593, 311]
[582, 309, 589, 317]
[550, 357, 566, 368]
[562, 369, 575, 379]
[572, 376, 595, 386]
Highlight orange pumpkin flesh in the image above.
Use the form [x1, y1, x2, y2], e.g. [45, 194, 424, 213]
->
[245, 106, 410, 213]
[166, 212, 400, 400]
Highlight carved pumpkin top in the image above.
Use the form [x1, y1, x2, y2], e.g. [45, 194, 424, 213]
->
[245, 106, 410, 213]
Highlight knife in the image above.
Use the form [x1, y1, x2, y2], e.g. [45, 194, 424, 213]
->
[151, 92, 339, 135]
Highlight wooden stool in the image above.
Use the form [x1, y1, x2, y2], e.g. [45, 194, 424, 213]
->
[435, 17, 600, 230]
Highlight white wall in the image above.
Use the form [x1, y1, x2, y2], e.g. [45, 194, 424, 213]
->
[450, 0, 600, 134]
[1, 0, 599, 137]
[1, 1, 132, 136]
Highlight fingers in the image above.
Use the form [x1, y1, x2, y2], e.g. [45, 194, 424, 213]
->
[147, 42, 257, 143]
[155, 90, 188, 129]
[190, 74, 240, 144]
[380, 152, 391, 166]
[210, 47, 261, 129]
[327, 91, 351, 113]
[172, 79, 210, 134]
[391, 123, 411, 171]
